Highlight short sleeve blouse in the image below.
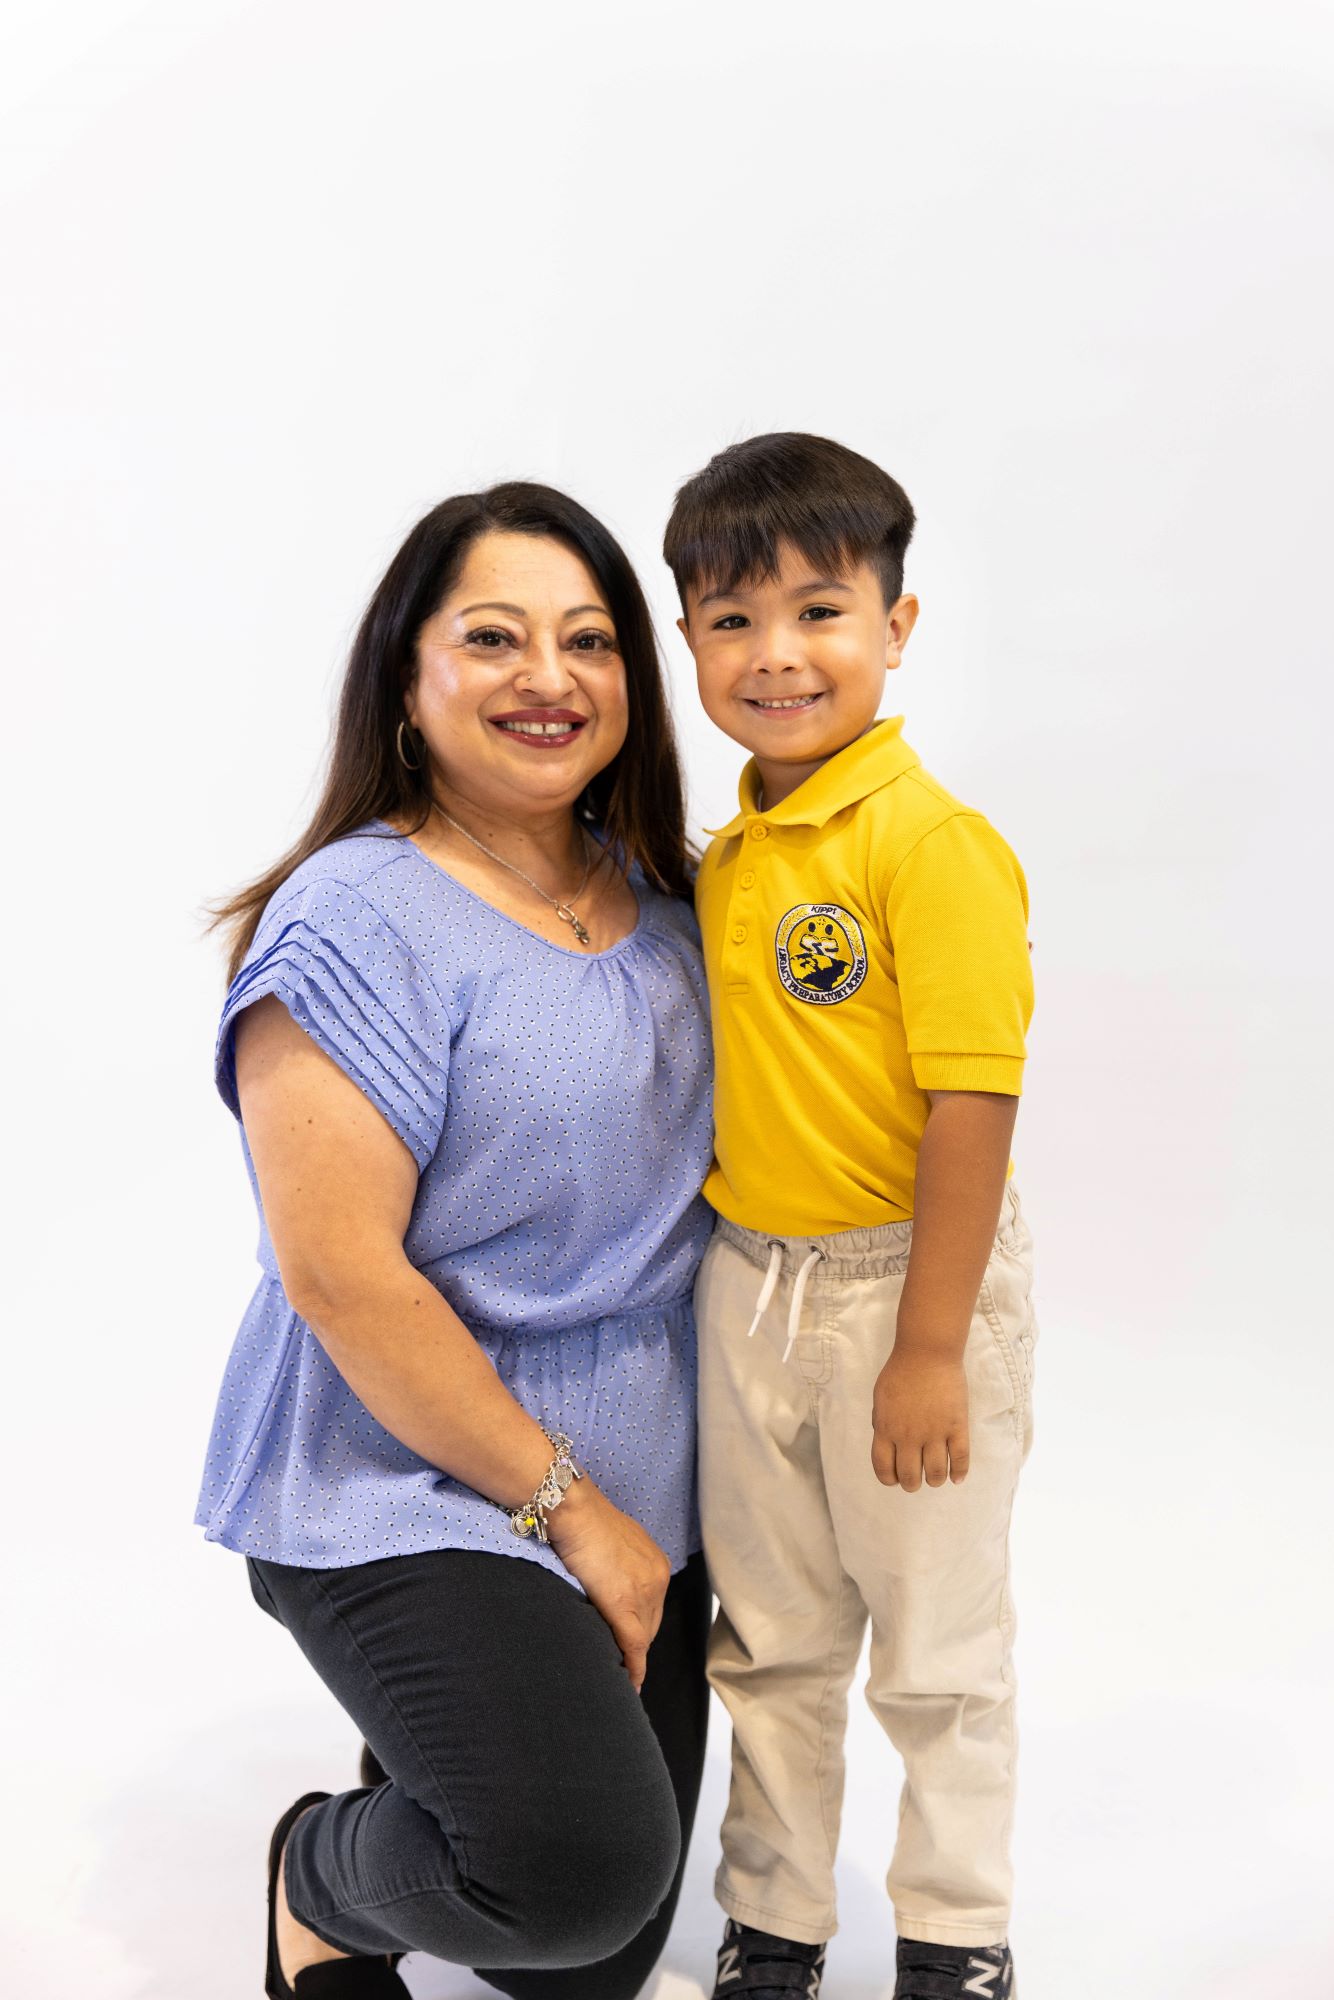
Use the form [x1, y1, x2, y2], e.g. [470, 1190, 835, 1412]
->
[196, 826, 714, 1577]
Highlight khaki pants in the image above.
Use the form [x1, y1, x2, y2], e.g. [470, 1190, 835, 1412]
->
[696, 1184, 1037, 1949]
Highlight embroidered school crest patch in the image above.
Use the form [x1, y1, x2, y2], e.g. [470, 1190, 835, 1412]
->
[775, 903, 868, 1005]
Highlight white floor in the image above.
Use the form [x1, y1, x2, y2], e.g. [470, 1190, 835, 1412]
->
[27, 1669, 1332, 2000]
[13, 1493, 1331, 1999]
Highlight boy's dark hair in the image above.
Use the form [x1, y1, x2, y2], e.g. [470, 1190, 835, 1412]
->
[663, 432, 915, 610]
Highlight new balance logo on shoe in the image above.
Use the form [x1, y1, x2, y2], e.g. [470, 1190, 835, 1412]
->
[962, 1960, 1002, 1997]
[711, 1921, 827, 2000]
[717, 1945, 742, 1986]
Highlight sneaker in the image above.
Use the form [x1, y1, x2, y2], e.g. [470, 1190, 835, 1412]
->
[712, 1918, 827, 1999]
[894, 1937, 1014, 1998]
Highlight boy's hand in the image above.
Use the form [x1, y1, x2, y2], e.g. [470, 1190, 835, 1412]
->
[871, 1089, 1017, 1494]
[871, 1347, 970, 1491]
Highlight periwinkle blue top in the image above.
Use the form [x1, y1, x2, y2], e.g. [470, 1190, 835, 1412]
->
[197, 825, 714, 1580]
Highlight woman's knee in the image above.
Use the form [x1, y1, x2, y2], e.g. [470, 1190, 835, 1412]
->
[480, 1792, 681, 1969]
[566, 1808, 682, 1962]
[389, 1768, 679, 1967]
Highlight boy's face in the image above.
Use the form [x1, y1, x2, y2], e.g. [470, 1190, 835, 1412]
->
[679, 544, 917, 801]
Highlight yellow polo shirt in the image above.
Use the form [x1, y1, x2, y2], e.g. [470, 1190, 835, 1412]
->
[696, 717, 1033, 1233]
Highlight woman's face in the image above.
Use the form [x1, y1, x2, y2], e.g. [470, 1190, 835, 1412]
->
[407, 531, 629, 819]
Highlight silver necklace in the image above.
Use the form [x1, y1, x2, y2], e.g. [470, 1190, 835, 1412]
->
[435, 806, 597, 947]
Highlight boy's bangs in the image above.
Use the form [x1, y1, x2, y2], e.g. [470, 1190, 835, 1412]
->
[677, 508, 881, 603]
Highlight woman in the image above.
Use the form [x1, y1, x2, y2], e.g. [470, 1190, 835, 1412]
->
[201, 484, 713, 1999]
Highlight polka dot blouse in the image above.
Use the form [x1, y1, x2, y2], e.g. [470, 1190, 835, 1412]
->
[196, 826, 714, 1580]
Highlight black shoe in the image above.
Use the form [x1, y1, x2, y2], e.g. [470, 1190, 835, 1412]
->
[359, 1740, 388, 1789]
[894, 1937, 1014, 1999]
[712, 1918, 827, 1999]
[265, 1790, 411, 1997]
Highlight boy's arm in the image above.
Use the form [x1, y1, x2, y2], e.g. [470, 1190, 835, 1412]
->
[870, 1088, 1017, 1493]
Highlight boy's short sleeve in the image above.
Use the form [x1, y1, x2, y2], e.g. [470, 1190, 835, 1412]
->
[886, 813, 1033, 1096]
[214, 876, 450, 1170]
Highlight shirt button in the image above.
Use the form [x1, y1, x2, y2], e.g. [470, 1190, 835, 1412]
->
[732, 925, 748, 944]
[740, 869, 756, 889]
[750, 823, 769, 840]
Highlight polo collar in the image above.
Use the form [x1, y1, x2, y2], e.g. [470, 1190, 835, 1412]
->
[705, 717, 919, 838]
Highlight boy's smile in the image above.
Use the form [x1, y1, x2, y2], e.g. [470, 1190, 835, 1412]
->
[679, 544, 918, 809]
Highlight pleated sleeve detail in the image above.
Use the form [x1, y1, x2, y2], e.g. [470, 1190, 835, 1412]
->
[215, 876, 450, 1170]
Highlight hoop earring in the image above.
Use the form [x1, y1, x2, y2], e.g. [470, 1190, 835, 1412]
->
[396, 720, 423, 772]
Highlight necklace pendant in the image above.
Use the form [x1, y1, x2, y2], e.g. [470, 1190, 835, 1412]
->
[557, 903, 592, 946]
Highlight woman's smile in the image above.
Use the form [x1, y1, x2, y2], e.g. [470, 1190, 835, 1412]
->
[488, 706, 591, 748]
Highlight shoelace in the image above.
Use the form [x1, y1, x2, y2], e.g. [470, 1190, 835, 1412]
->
[745, 1242, 825, 1363]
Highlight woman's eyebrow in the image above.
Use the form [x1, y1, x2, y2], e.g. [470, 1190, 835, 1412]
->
[455, 601, 611, 619]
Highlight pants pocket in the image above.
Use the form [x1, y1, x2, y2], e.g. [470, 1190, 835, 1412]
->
[976, 1238, 1037, 1440]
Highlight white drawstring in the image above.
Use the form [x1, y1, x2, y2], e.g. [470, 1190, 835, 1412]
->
[781, 1247, 825, 1364]
[745, 1242, 783, 1339]
[746, 1240, 826, 1363]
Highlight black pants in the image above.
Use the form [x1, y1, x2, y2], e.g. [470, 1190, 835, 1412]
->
[249, 1547, 710, 2000]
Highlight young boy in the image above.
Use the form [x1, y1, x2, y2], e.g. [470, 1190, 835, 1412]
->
[664, 435, 1037, 2000]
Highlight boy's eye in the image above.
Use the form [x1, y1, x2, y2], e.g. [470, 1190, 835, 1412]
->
[799, 605, 840, 621]
[712, 614, 749, 631]
[466, 626, 516, 649]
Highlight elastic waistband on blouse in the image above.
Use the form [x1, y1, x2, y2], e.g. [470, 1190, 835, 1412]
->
[256, 1272, 696, 1340]
[454, 1288, 697, 1344]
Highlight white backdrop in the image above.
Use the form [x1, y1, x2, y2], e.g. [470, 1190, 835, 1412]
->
[3, 3, 1332, 1995]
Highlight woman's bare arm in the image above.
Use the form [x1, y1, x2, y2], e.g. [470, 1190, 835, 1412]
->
[236, 994, 557, 1504]
[235, 994, 670, 1686]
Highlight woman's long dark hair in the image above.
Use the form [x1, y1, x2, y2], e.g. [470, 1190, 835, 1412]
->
[211, 483, 692, 982]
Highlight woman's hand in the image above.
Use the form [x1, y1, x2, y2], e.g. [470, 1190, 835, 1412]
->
[546, 1481, 671, 1692]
